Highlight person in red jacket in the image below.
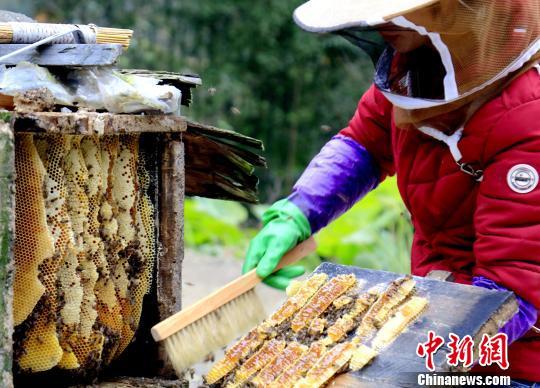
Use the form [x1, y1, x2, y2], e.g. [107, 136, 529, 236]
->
[242, 0, 540, 384]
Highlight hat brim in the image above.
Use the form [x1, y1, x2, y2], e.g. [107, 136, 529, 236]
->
[293, 0, 439, 33]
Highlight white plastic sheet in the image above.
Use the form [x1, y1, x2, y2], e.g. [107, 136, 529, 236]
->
[0, 62, 181, 114]
[0, 62, 73, 105]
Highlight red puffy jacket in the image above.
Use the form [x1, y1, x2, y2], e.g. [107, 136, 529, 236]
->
[341, 68, 540, 380]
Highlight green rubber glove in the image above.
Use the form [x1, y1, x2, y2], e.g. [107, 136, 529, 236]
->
[242, 199, 311, 290]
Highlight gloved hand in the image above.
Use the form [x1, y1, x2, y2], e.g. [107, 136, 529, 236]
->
[242, 199, 311, 290]
[244, 135, 379, 289]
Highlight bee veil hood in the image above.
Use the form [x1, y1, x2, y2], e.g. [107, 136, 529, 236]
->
[294, 0, 540, 112]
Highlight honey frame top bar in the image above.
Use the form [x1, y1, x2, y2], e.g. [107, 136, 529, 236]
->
[8, 112, 266, 151]
[10, 111, 188, 136]
[5, 109, 266, 203]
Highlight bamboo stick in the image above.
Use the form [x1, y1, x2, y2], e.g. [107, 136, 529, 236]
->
[0, 23, 133, 48]
[0, 24, 13, 43]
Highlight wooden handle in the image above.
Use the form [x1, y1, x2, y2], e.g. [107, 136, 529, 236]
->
[151, 237, 317, 341]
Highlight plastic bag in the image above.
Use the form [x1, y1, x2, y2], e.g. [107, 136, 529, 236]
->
[0, 62, 74, 105]
[68, 67, 181, 114]
[0, 62, 181, 114]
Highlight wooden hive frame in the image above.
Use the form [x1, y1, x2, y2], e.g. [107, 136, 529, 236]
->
[0, 105, 265, 387]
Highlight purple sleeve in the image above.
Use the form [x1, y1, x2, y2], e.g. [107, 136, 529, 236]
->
[288, 134, 380, 233]
[473, 276, 538, 343]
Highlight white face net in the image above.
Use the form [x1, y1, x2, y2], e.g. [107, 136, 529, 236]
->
[296, 0, 540, 109]
[336, 24, 448, 106]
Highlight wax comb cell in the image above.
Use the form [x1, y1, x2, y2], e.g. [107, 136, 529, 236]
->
[270, 341, 326, 387]
[371, 296, 428, 351]
[251, 342, 307, 386]
[13, 134, 51, 325]
[13, 133, 158, 374]
[294, 341, 355, 388]
[308, 318, 327, 336]
[13, 134, 62, 372]
[355, 276, 416, 341]
[349, 344, 378, 371]
[325, 291, 379, 344]
[205, 328, 268, 385]
[290, 274, 356, 332]
[229, 340, 286, 387]
[371, 275, 416, 327]
[268, 273, 328, 326]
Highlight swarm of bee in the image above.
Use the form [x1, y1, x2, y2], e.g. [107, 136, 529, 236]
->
[206, 273, 428, 387]
[13, 133, 156, 374]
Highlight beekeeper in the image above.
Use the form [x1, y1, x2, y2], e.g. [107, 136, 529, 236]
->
[242, 0, 540, 383]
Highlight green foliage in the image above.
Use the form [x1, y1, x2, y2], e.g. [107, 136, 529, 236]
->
[184, 198, 254, 255]
[316, 178, 412, 274]
[184, 178, 412, 274]
[0, 111, 11, 123]
[184, 196, 325, 272]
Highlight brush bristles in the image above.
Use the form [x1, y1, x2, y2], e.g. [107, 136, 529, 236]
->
[164, 290, 267, 376]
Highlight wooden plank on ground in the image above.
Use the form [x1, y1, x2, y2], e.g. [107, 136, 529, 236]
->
[0, 44, 123, 66]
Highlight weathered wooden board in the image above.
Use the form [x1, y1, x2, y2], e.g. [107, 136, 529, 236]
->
[183, 132, 263, 203]
[119, 69, 202, 86]
[119, 69, 201, 107]
[0, 44, 123, 66]
[313, 263, 518, 388]
[186, 119, 264, 150]
[12, 111, 188, 135]
[157, 138, 185, 378]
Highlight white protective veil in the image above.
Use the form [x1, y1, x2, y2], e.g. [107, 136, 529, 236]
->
[294, 0, 540, 110]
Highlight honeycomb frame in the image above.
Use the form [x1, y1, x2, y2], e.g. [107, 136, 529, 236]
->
[1, 106, 266, 386]
[207, 274, 428, 387]
[13, 133, 158, 378]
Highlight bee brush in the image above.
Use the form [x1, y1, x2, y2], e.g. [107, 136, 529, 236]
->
[151, 237, 317, 376]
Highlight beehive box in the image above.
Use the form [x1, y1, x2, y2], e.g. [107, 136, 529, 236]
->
[0, 95, 265, 387]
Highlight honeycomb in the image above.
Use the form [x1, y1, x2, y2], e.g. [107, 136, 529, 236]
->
[13, 133, 156, 375]
[269, 342, 326, 387]
[207, 274, 428, 387]
[251, 342, 307, 386]
[295, 341, 356, 388]
[14, 134, 62, 372]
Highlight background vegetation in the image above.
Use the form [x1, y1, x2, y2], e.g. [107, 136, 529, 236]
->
[0, 0, 413, 273]
[186, 178, 412, 274]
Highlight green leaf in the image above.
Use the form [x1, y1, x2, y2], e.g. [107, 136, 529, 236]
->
[315, 178, 413, 273]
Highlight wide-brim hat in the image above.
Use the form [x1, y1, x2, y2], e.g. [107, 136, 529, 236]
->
[293, 0, 439, 33]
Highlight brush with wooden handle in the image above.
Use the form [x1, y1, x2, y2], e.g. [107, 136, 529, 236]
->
[151, 236, 317, 376]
